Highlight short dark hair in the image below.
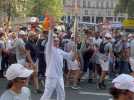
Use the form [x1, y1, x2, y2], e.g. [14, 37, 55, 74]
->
[7, 81, 13, 89]
[109, 87, 129, 99]
[6, 77, 27, 89]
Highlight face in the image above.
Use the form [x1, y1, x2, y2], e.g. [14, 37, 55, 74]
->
[76, 36, 80, 43]
[12, 33, 16, 39]
[125, 91, 134, 100]
[53, 40, 60, 48]
[13, 77, 29, 89]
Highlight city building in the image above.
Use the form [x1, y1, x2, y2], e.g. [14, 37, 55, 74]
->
[64, 0, 126, 23]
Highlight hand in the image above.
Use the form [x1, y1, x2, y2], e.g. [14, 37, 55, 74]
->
[49, 16, 56, 30]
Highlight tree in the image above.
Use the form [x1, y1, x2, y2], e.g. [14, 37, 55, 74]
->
[29, 0, 64, 21]
[0, 0, 64, 23]
[0, 0, 35, 30]
[0, 0, 16, 27]
[115, 0, 134, 18]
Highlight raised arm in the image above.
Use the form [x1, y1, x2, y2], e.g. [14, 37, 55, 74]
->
[45, 30, 53, 61]
[45, 16, 55, 62]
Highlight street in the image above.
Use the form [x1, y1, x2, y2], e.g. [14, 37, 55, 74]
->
[0, 78, 112, 100]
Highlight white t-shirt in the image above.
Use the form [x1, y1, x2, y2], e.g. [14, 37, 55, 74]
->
[93, 38, 102, 47]
[13, 38, 26, 60]
[0, 87, 31, 100]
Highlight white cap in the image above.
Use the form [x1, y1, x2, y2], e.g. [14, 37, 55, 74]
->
[30, 17, 37, 23]
[19, 31, 27, 35]
[105, 33, 112, 38]
[5, 64, 33, 80]
[112, 74, 134, 92]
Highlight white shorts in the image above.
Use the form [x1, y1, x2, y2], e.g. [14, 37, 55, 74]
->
[69, 60, 80, 70]
[99, 59, 109, 71]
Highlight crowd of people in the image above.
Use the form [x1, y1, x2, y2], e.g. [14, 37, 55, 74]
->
[0, 18, 134, 100]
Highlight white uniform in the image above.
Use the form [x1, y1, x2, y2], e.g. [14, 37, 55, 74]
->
[13, 38, 26, 65]
[40, 31, 70, 100]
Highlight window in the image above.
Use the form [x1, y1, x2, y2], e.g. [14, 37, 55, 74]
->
[83, 0, 86, 8]
[77, 0, 80, 7]
[101, 2, 104, 9]
[106, 2, 109, 9]
[92, 2, 96, 8]
[113, 2, 116, 8]
[88, 1, 90, 8]
[85, 10, 88, 15]
[111, 2, 114, 9]
[83, 16, 90, 22]
[96, 1, 99, 8]
[108, 10, 111, 16]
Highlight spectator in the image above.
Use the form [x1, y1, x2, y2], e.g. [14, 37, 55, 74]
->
[36, 32, 48, 77]
[110, 74, 134, 100]
[0, 63, 33, 100]
[97, 33, 113, 89]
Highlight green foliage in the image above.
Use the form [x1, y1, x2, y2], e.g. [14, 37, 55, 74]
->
[0, 0, 64, 21]
[115, 0, 134, 17]
[28, 0, 64, 21]
[0, 0, 29, 17]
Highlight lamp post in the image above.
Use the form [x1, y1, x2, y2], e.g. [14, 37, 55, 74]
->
[73, 0, 78, 52]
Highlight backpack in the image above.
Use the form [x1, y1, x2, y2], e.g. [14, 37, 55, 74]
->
[113, 40, 122, 53]
[99, 41, 108, 54]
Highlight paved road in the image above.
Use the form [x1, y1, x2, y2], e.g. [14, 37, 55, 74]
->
[0, 78, 112, 100]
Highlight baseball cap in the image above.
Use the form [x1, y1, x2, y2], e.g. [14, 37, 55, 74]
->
[112, 74, 134, 92]
[5, 64, 33, 80]
[30, 17, 38, 23]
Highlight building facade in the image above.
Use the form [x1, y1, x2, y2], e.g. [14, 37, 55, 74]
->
[64, 0, 126, 23]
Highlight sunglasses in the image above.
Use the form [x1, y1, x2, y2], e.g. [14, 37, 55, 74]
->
[16, 77, 28, 80]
